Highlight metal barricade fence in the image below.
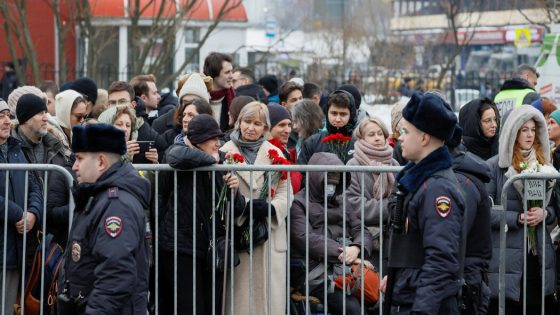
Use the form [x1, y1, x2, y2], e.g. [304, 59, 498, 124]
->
[497, 172, 560, 315]
[6, 163, 559, 315]
[0, 164, 74, 315]
[133, 163, 403, 315]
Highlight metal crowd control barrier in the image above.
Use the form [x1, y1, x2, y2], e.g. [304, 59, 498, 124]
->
[497, 172, 560, 315]
[10, 163, 556, 315]
[0, 164, 74, 315]
[134, 163, 403, 315]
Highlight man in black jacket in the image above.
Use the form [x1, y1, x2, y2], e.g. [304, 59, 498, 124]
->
[12, 94, 67, 184]
[58, 124, 150, 314]
[0, 99, 42, 315]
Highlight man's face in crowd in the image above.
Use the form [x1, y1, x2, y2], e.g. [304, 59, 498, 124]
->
[142, 81, 160, 110]
[232, 71, 248, 90]
[0, 110, 10, 144]
[25, 110, 49, 139]
[398, 119, 424, 163]
[327, 104, 350, 129]
[108, 90, 133, 108]
[214, 61, 233, 90]
[270, 119, 292, 145]
[283, 89, 303, 111]
[522, 71, 538, 88]
[72, 152, 102, 184]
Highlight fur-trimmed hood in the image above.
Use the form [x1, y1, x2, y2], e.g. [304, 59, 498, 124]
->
[498, 105, 549, 168]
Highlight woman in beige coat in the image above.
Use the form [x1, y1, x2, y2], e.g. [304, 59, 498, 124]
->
[220, 101, 292, 315]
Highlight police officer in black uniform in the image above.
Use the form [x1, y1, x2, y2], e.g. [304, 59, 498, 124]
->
[57, 124, 150, 314]
[382, 92, 466, 314]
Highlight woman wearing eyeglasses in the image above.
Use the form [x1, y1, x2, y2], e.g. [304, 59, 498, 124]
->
[49, 89, 88, 158]
[458, 98, 500, 161]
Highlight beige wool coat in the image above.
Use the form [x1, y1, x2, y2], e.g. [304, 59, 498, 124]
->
[220, 140, 292, 315]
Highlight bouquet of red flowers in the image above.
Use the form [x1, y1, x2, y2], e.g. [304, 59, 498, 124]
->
[322, 133, 352, 162]
[215, 152, 244, 220]
[259, 149, 290, 199]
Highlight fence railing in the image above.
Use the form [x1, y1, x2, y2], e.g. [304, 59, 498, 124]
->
[0, 164, 73, 315]
[1, 163, 559, 315]
[496, 172, 560, 315]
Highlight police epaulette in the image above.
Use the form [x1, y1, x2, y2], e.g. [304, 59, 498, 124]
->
[107, 187, 119, 199]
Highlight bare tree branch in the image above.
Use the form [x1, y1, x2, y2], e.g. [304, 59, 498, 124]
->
[0, 1, 27, 83]
[517, 7, 550, 32]
[160, 0, 244, 87]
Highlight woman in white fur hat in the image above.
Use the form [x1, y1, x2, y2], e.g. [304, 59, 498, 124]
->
[486, 105, 557, 313]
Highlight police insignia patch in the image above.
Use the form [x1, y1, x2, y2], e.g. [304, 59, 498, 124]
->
[71, 242, 81, 262]
[105, 216, 123, 238]
[435, 196, 451, 218]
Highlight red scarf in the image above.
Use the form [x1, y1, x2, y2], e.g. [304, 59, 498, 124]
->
[209, 87, 235, 108]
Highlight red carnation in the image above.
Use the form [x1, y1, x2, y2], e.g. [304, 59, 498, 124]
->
[233, 153, 244, 163]
[322, 133, 351, 162]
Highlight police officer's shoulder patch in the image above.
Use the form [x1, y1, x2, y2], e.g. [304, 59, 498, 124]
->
[435, 196, 451, 218]
[105, 216, 123, 238]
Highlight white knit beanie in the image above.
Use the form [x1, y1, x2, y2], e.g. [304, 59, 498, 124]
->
[7, 86, 46, 116]
[178, 73, 210, 103]
[0, 99, 8, 112]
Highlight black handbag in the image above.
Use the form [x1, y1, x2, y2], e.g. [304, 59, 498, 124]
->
[208, 236, 240, 271]
[235, 218, 269, 253]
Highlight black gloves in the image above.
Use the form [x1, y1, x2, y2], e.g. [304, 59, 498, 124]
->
[248, 199, 276, 220]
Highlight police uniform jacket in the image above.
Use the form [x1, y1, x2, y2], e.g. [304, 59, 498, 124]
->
[390, 146, 465, 314]
[60, 162, 150, 314]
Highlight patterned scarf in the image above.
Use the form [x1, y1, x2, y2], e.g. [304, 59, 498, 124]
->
[354, 139, 395, 198]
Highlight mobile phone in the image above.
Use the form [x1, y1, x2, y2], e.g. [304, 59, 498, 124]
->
[137, 140, 155, 154]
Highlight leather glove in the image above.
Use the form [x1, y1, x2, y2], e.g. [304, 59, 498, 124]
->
[248, 199, 276, 220]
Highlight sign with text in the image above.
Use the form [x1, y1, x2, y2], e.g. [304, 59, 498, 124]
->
[524, 179, 545, 201]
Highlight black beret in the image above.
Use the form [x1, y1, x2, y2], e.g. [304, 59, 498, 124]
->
[72, 124, 127, 155]
[187, 114, 225, 145]
[402, 92, 457, 141]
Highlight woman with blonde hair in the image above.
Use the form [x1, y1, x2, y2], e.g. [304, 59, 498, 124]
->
[347, 117, 399, 240]
[220, 101, 291, 315]
[98, 105, 158, 163]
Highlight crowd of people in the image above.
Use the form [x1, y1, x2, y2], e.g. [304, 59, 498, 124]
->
[0, 52, 558, 315]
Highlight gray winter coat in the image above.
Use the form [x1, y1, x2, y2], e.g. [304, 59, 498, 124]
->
[486, 155, 556, 301]
[346, 157, 399, 227]
[290, 152, 373, 291]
